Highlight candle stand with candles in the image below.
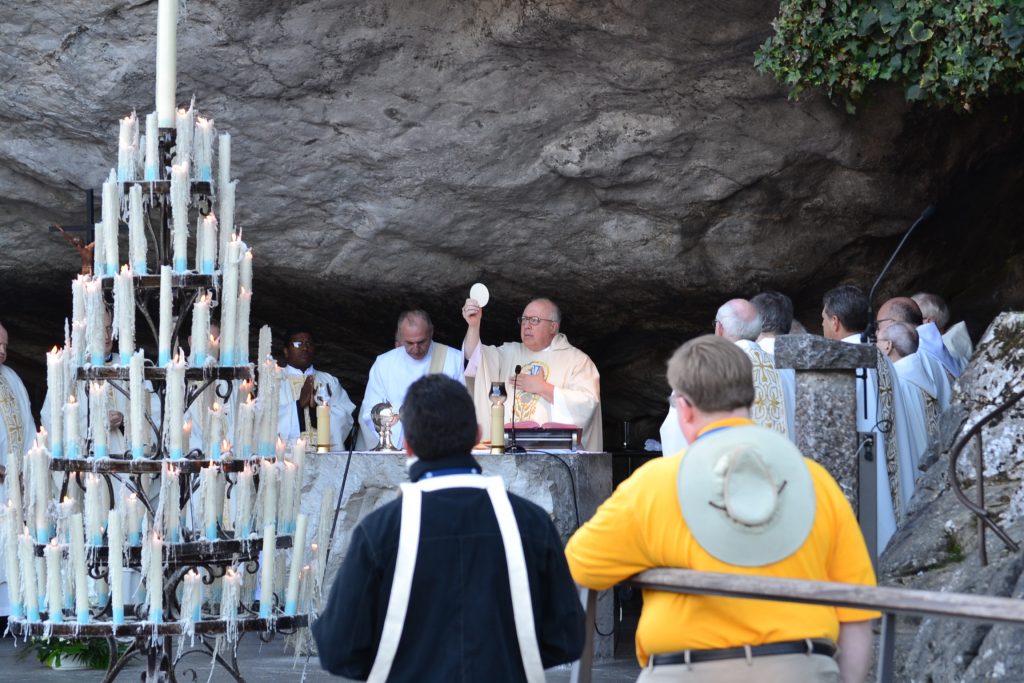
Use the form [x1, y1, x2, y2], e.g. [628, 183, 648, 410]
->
[6, 88, 319, 683]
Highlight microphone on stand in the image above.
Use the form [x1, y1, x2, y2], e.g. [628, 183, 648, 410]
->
[507, 365, 525, 453]
[861, 204, 936, 344]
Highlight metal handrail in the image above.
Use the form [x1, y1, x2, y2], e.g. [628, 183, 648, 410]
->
[569, 568, 1024, 683]
[946, 387, 1024, 554]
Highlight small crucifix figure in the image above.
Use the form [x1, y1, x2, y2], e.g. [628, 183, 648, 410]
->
[49, 188, 96, 276]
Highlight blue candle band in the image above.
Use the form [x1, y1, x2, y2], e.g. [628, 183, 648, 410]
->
[9, 603, 23, 619]
[26, 605, 39, 622]
[51, 443, 64, 459]
[120, 353, 132, 365]
[158, 350, 171, 366]
[173, 257, 187, 273]
[170, 447, 183, 461]
[77, 611, 89, 625]
[258, 442, 272, 457]
[90, 352, 105, 366]
[144, 165, 158, 181]
[200, 259, 214, 275]
[220, 350, 235, 367]
[133, 261, 148, 275]
[284, 600, 297, 616]
[150, 607, 163, 624]
[66, 443, 79, 459]
[112, 607, 125, 625]
[198, 167, 212, 181]
[94, 444, 108, 458]
[129, 532, 141, 546]
[132, 445, 144, 460]
[36, 529, 49, 544]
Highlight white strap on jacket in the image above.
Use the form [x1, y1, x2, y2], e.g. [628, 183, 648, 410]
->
[366, 474, 545, 683]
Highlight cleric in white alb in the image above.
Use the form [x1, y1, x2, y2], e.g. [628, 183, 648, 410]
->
[355, 310, 464, 450]
[277, 328, 355, 450]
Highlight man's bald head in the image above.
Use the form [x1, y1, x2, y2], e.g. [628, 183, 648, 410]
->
[912, 292, 950, 331]
[877, 321, 919, 361]
[714, 299, 762, 342]
[877, 297, 923, 333]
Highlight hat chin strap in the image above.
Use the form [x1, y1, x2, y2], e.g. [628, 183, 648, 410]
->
[722, 449, 779, 528]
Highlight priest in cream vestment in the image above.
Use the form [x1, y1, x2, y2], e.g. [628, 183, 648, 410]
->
[461, 297, 602, 452]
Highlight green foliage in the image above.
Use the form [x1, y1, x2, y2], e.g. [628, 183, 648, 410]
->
[754, 0, 1024, 113]
[17, 637, 116, 670]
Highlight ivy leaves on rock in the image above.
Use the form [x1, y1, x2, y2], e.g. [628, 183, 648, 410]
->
[754, 0, 1024, 113]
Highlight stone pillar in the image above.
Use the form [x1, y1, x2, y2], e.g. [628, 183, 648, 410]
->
[774, 335, 876, 509]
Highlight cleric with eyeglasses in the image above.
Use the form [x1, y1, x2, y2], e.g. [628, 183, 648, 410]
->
[278, 327, 356, 450]
[461, 297, 603, 451]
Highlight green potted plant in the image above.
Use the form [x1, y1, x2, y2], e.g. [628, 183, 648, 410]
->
[17, 636, 114, 670]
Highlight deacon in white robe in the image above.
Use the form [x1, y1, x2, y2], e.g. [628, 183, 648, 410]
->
[355, 311, 464, 450]
[918, 321, 963, 378]
[276, 329, 355, 449]
[878, 322, 935, 473]
[461, 297, 602, 451]
[752, 290, 798, 440]
[0, 324, 36, 617]
[943, 321, 974, 370]
[913, 291, 972, 372]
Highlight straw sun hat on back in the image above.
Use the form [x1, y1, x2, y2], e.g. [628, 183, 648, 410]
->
[677, 425, 816, 567]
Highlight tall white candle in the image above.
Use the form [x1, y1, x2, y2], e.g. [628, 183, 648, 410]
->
[46, 347, 65, 458]
[166, 352, 186, 458]
[170, 162, 190, 271]
[145, 112, 159, 180]
[69, 512, 90, 624]
[29, 444, 51, 543]
[235, 463, 255, 538]
[218, 180, 237, 263]
[279, 461, 295, 535]
[256, 325, 272, 367]
[155, 0, 177, 127]
[103, 170, 120, 277]
[190, 293, 210, 366]
[117, 112, 139, 182]
[126, 494, 143, 546]
[239, 248, 253, 293]
[5, 450, 23, 531]
[93, 221, 105, 278]
[44, 538, 63, 623]
[107, 508, 125, 624]
[84, 278, 105, 366]
[3, 508, 23, 619]
[85, 474, 104, 545]
[129, 350, 146, 458]
[184, 569, 202, 624]
[175, 101, 194, 166]
[90, 380, 109, 458]
[219, 236, 241, 366]
[148, 532, 163, 622]
[202, 464, 220, 540]
[284, 514, 307, 615]
[18, 531, 39, 621]
[158, 265, 172, 365]
[260, 462, 278, 530]
[198, 213, 217, 275]
[128, 184, 148, 273]
[237, 298, 252, 371]
[161, 464, 180, 542]
[194, 117, 214, 181]
[237, 394, 256, 459]
[259, 524, 276, 618]
[218, 133, 231, 194]
[207, 402, 223, 460]
[115, 266, 136, 364]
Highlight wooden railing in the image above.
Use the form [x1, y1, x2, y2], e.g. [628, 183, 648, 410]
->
[569, 568, 1024, 683]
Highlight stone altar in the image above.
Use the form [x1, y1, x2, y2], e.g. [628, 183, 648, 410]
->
[297, 449, 616, 658]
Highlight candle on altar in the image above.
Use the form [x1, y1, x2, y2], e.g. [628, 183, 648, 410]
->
[102, 170, 119, 276]
[46, 347, 65, 459]
[202, 464, 220, 540]
[145, 112, 159, 180]
[108, 508, 125, 625]
[279, 461, 295, 535]
[90, 380, 109, 458]
[19, 530, 39, 621]
[69, 512, 89, 624]
[316, 401, 330, 450]
[129, 184, 148, 273]
[85, 474, 104, 545]
[166, 353, 186, 459]
[117, 112, 138, 182]
[148, 532, 163, 622]
[218, 235, 241, 366]
[84, 278, 105, 365]
[235, 463, 255, 538]
[208, 402, 223, 459]
[236, 288, 252, 367]
[126, 494, 143, 546]
[198, 213, 217, 275]
[129, 350, 146, 458]
[155, 0, 177, 126]
[3, 509, 23, 619]
[115, 265, 136, 364]
[194, 116, 214, 180]
[284, 514, 307, 615]
[44, 538, 63, 623]
[259, 524, 276, 618]
[170, 162, 189, 271]
[190, 293, 210, 366]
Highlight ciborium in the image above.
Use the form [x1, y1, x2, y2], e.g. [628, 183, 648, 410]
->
[370, 401, 401, 451]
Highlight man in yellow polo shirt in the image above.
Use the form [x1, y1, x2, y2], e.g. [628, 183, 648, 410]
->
[565, 335, 878, 682]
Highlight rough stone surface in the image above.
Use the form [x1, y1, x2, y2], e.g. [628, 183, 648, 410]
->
[2, 1, 1024, 451]
[775, 335, 877, 371]
[793, 371, 860, 506]
[880, 312, 1024, 681]
[298, 449, 615, 655]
